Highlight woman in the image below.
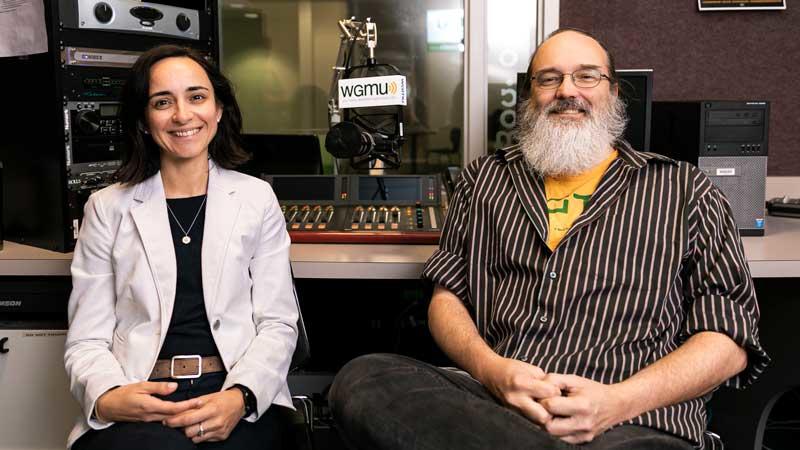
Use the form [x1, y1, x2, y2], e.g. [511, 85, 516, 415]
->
[64, 44, 298, 449]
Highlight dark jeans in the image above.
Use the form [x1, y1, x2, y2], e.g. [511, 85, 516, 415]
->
[73, 372, 285, 450]
[329, 353, 695, 450]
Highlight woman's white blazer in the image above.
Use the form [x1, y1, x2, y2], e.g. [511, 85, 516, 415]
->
[64, 162, 298, 447]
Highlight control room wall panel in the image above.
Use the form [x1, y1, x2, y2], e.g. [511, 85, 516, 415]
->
[559, 1, 800, 176]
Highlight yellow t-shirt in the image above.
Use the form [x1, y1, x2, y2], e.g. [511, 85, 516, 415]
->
[544, 150, 618, 250]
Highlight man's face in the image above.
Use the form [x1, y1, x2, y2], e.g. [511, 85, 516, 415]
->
[529, 31, 617, 120]
[516, 31, 627, 178]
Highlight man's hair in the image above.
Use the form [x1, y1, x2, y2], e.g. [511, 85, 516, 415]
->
[521, 27, 618, 100]
[116, 44, 249, 185]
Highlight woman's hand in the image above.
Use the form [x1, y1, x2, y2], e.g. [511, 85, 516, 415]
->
[95, 381, 202, 423]
[163, 389, 246, 443]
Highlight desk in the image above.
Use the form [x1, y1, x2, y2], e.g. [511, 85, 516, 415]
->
[741, 216, 800, 278]
[1, 217, 799, 450]
[290, 244, 434, 279]
[3, 216, 799, 279]
[708, 218, 800, 450]
[0, 240, 438, 279]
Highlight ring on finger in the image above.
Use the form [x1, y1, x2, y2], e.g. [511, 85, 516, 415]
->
[198, 421, 205, 438]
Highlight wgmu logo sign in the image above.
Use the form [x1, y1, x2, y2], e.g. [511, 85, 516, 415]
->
[338, 75, 407, 108]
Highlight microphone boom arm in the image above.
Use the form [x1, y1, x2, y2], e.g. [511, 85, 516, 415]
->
[328, 18, 375, 127]
[326, 17, 404, 170]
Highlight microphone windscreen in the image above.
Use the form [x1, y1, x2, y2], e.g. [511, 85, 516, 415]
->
[325, 122, 366, 159]
[344, 64, 403, 136]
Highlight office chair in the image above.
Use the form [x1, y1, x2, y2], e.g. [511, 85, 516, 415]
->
[284, 272, 314, 450]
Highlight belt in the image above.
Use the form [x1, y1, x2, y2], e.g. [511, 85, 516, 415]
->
[149, 355, 225, 380]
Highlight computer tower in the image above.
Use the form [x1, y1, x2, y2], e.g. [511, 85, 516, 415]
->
[0, 0, 218, 252]
[651, 101, 769, 236]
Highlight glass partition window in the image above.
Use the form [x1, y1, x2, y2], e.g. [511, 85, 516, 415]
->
[486, 0, 537, 154]
[221, 0, 464, 174]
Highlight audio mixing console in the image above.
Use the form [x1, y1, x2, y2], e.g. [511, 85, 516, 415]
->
[265, 175, 445, 244]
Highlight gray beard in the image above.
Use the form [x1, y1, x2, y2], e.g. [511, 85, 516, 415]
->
[516, 94, 628, 178]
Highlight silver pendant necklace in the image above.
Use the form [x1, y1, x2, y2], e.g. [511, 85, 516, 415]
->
[166, 195, 207, 245]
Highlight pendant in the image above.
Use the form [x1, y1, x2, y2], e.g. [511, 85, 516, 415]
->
[182, 236, 191, 245]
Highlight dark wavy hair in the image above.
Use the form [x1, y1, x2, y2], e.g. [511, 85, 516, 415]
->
[116, 44, 249, 184]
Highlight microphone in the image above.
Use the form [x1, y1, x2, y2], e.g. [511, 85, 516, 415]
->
[325, 121, 394, 159]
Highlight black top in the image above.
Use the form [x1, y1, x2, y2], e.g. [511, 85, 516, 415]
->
[422, 141, 769, 449]
[158, 195, 221, 360]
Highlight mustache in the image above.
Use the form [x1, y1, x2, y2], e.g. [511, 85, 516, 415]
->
[542, 98, 591, 115]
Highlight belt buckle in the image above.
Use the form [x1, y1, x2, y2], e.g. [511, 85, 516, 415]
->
[170, 354, 202, 379]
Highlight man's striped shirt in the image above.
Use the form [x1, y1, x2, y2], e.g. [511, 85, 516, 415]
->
[422, 142, 769, 449]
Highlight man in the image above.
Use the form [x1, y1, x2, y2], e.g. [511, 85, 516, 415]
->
[329, 28, 768, 450]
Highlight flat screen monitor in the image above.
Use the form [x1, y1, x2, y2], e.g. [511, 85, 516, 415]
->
[238, 134, 323, 176]
[357, 177, 421, 202]
[270, 176, 335, 201]
[616, 69, 653, 152]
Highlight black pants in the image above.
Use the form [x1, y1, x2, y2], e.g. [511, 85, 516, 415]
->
[329, 353, 695, 450]
[73, 372, 285, 450]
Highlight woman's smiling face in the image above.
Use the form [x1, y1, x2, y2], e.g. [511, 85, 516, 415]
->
[145, 56, 222, 165]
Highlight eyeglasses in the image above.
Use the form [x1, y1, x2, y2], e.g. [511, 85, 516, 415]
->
[531, 68, 612, 90]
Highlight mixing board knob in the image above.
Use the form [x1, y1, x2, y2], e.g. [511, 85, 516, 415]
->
[94, 2, 113, 23]
[176, 13, 192, 32]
